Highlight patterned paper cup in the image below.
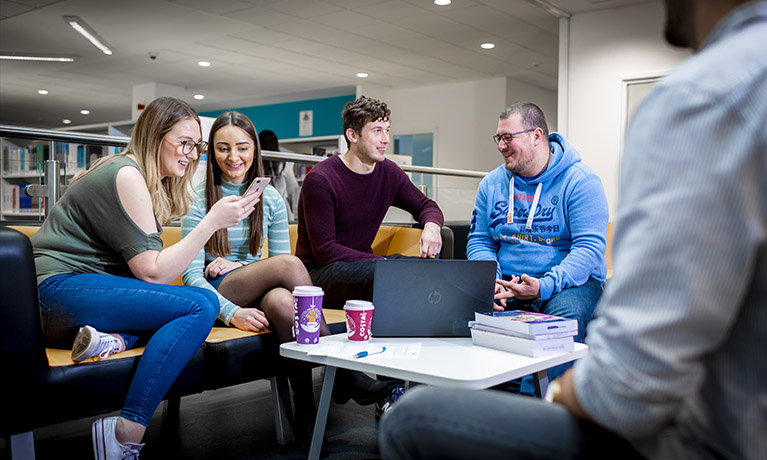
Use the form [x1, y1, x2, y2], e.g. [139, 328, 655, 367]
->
[343, 300, 375, 341]
[292, 286, 323, 344]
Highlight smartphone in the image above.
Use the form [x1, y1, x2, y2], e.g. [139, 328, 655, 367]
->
[243, 177, 271, 198]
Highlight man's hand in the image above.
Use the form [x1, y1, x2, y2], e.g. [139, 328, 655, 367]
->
[494, 274, 541, 301]
[230, 308, 269, 332]
[494, 280, 508, 311]
[551, 369, 592, 421]
[419, 222, 443, 258]
[204, 257, 243, 279]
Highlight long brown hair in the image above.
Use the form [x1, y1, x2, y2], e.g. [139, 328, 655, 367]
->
[204, 111, 264, 257]
[73, 97, 201, 225]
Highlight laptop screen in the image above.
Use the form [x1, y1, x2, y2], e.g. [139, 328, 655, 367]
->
[370, 259, 496, 337]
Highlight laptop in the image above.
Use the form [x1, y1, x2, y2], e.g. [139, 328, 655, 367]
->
[370, 259, 497, 337]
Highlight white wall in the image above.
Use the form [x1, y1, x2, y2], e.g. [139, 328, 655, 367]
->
[506, 78, 558, 133]
[358, 77, 555, 222]
[563, 1, 690, 218]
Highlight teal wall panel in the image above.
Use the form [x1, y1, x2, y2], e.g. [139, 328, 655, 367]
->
[200, 95, 355, 139]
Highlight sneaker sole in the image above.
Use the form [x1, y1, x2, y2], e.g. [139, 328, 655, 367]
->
[72, 325, 97, 362]
[92, 418, 107, 460]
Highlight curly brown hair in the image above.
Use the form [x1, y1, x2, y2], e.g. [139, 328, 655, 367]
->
[341, 96, 391, 140]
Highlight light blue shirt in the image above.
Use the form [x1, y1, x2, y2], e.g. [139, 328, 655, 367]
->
[181, 181, 290, 324]
[575, 2, 767, 459]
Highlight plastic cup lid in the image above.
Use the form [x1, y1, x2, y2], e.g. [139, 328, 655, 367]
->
[292, 285, 324, 296]
[343, 300, 374, 311]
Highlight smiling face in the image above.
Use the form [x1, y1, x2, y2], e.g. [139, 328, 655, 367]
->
[213, 125, 255, 184]
[349, 118, 390, 166]
[496, 114, 542, 176]
[159, 118, 202, 179]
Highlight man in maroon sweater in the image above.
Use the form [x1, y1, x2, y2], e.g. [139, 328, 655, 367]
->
[296, 96, 444, 309]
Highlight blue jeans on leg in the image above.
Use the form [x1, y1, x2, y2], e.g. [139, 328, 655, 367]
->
[379, 386, 645, 460]
[38, 273, 218, 427]
[503, 276, 602, 395]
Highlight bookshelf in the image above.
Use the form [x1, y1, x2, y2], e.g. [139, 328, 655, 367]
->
[279, 134, 345, 156]
[0, 137, 118, 221]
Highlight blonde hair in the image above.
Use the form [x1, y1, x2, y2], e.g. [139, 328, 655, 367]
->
[72, 97, 201, 225]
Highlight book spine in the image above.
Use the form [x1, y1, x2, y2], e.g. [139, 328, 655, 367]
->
[470, 328, 574, 357]
[469, 322, 576, 340]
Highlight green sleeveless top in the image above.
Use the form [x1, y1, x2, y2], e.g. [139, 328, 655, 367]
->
[32, 155, 164, 285]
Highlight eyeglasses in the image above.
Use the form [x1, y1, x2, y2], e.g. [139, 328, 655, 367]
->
[168, 137, 208, 155]
[492, 128, 536, 145]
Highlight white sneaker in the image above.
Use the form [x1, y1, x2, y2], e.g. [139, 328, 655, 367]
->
[92, 417, 144, 460]
[71, 325, 123, 362]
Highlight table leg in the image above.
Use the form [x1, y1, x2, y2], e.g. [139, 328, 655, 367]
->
[309, 365, 336, 460]
[533, 369, 549, 398]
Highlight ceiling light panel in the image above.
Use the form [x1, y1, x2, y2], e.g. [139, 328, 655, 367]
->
[63, 16, 114, 55]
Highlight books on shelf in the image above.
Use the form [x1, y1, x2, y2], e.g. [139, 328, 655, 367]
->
[470, 327, 574, 357]
[473, 310, 577, 336]
[469, 310, 578, 357]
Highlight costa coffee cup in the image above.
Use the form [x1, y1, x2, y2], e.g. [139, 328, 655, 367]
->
[292, 286, 323, 344]
[343, 300, 375, 341]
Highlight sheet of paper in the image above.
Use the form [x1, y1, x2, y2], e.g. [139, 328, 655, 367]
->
[306, 342, 422, 359]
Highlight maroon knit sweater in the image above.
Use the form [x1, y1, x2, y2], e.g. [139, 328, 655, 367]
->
[296, 155, 444, 268]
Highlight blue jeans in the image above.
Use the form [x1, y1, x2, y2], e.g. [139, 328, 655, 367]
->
[501, 276, 602, 396]
[379, 386, 645, 460]
[38, 273, 218, 427]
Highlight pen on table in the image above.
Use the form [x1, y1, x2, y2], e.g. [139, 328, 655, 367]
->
[354, 347, 386, 359]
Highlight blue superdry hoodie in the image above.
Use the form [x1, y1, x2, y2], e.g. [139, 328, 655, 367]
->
[467, 133, 609, 300]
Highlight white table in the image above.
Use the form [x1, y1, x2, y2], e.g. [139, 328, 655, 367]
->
[280, 334, 588, 460]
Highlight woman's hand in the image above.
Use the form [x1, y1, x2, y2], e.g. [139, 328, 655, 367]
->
[230, 308, 270, 332]
[206, 193, 260, 230]
[204, 257, 243, 279]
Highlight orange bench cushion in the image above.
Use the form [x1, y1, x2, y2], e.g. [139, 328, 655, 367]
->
[46, 309, 346, 367]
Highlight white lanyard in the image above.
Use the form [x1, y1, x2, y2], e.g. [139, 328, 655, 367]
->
[507, 176, 542, 230]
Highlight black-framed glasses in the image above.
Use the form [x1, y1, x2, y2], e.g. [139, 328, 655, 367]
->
[169, 137, 208, 155]
[492, 128, 535, 145]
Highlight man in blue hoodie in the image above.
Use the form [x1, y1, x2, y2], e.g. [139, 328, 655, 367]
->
[467, 102, 608, 391]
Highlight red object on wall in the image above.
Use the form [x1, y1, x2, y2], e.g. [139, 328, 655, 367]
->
[137, 103, 145, 110]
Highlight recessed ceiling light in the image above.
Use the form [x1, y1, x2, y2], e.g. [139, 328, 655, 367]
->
[197, 61, 211, 67]
[80, 109, 90, 115]
[38, 89, 49, 95]
[62, 119, 72, 124]
[193, 94, 205, 100]
[434, 0, 451, 5]
[480, 43, 495, 50]
[356, 72, 369, 78]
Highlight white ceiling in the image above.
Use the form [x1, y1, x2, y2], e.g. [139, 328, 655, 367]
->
[0, 0, 652, 129]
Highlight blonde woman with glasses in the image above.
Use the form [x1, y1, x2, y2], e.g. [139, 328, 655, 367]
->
[31, 97, 260, 460]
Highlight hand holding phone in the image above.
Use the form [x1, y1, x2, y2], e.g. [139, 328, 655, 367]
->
[243, 177, 271, 198]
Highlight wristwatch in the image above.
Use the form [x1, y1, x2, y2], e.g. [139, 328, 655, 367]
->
[544, 378, 562, 403]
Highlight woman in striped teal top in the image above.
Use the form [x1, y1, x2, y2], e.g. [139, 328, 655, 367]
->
[181, 112, 331, 454]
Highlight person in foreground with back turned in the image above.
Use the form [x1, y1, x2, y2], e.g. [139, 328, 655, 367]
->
[379, 1, 767, 458]
[32, 97, 260, 460]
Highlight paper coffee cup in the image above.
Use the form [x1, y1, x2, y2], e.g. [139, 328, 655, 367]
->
[343, 300, 375, 341]
[292, 286, 323, 345]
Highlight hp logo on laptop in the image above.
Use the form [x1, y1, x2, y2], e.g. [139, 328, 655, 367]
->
[427, 291, 442, 304]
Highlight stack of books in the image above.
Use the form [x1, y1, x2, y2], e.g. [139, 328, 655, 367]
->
[469, 310, 577, 357]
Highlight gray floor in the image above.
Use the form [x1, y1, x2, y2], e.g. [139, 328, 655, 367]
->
[1, 369, 383, 460]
